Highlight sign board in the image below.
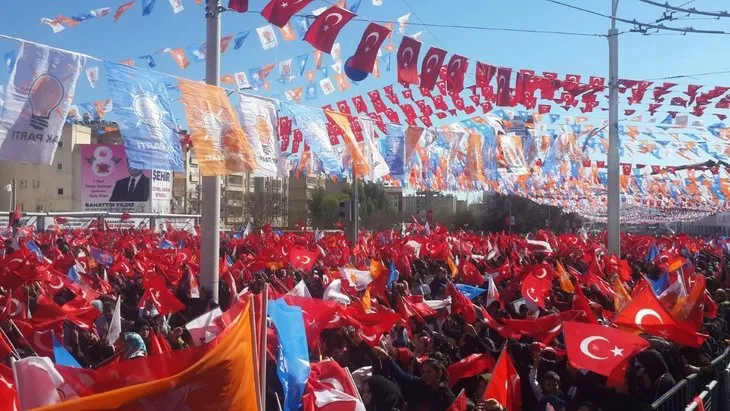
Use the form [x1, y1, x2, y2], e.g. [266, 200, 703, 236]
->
[82, 145, 151, 212]
[150, 170, 173, 214]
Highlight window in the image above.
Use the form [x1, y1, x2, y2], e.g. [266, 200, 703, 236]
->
[32, 180, 40, 189]
[36, 205, 43, 212]
[18, 180, 27, 188]
[57, 141, 63, 148]
[57, 188, 64, 195]
[57, 163, 63, 171]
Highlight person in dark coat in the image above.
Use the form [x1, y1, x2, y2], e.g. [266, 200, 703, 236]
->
[109, 161, 149, 202]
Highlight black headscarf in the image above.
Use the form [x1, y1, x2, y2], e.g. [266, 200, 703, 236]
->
[364, 375, 403, 411]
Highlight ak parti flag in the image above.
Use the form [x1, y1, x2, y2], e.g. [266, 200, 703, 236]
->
[179, 79, 257, 176]
[262, 0, 314, 28]
[325, 111, 370, 176]
[303, 6, 355, 53]
[349, 23, 391, 73]
[397, 36, 421, 85]
[37, 300, 259, 411]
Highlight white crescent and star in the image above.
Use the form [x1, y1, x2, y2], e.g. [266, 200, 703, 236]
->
[525, 287, 539, 302]
[8, 299, 22, 317]
[400, 47, 414, 68]
[424, 53, 441, 73]
[363, 32, 380, 52]
[635, 308, 663, 325]
[534, 267, 548, 279]
[298, 256, 311, 265]
[449, 58, 463, 76]
[33, 331, 53, 354]
[323, 13, 343, 31]
[579, 336, 609, 360]
[48, 276, 64, 290]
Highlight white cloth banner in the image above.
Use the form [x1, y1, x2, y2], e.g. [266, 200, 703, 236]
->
[256, 25, 279, 50]
[237, 94, 284, 177]
[0, 42, 85, 164]
[85, 66, 99, 88]
[168, 0, 184, 13]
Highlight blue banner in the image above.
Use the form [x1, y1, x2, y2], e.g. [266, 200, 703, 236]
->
[268, 299, 310, 411]
[233, 31, 251, 50]
[105, 62, 184, 172]
[381, 123, 407, 179]
[285, 104, 342, 176]
[142, 0, 157, 16]
[455, 283, 487, 300]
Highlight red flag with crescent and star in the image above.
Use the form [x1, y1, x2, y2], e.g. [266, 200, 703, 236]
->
[445, 54, 468, 93]
[563, 321, 649, 377]
[396, 36, 421, 85]
[419, 47, 447, 91]
[349, 22, 391, 73]
[303, 6, 355, 53]
[482, 348, 521, 410]
[288, 247, 318, 272]
[261, 0, 314, 28]
[495, 67, 512, 107]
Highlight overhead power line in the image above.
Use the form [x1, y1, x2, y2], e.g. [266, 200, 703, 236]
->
[639, 0, 730, 18]
[545, 0, 730, 35]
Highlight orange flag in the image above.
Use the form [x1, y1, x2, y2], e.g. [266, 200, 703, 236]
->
[555, 260, 574, 293]
[38, 300, 259, 411]
[326, 111, 370, 177]
[179, 79, 257, 176]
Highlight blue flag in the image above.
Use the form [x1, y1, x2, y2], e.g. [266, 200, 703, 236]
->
[226, 254, 234, 267]
[455, 283, 487, 300]
[646, 244, 660, 262]
[90, 247, 114, 267]
[233, 31, 251, 50]
[304, 84, 317, 100]
[158, 239, 175, 249]
[268, 299, 310, 411]
[649, 272, 669, 295]
[296, 54, 309, 76]
[387, 262, 398, 289]
[290, 15, 312, 39]
[142, 0, 157, 16]
[381, 124, 407, 179]
[346, 0, 362, 13]
[138, 55, 157, 68]
[25, 240, 44, 262]
[67, 264, 81, 283]
[286, 104, 342, 176]
[105, 62, 184, 171]
[186, 43, 206, 62]
[52, 333, 82, 368]
[4, 49, 17, 74]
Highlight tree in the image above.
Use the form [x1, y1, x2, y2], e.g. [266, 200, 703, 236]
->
[474, 193, 579, 233]
[308, 187, 347, 229]
[244, 179, 288, 227]
[343, 181, 399, 230]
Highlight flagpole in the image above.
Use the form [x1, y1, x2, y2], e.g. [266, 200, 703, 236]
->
[259, 284, 268, 408]
[201, 0, 222, 305]
[607, 0, 620, 255]
[351, 165, 359, 246]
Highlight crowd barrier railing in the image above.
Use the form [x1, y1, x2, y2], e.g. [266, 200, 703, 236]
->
[653, 347, 730, 411]
[684, 380, 718, 411]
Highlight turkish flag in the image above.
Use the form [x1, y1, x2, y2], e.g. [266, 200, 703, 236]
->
[564, 321, 649, 377]
[446, 282, 476, 323]
[613, 286, 707, 347]
[137, 276, 186, 316]
[351, 95, 368, 113]
[302, 360, 364, 411]
[482, 349, 521, 410]
[288, 247, 318, 272]
[262, 0, 314, 28]
[419, 47, 447, 91]
[521, 273, 551, 308]
[458, 260, 484, 286]
[495, 67, 512, 107]
[350, 23, 391, 73]
[445, 54, 468, 93]
[396, 36, 421, 85]
[336, 100, 351, 115]
[228, 0, 248, 13]
[476, 62, 496, 87]
[447, 353, 495, 387]
[538, 104, 551, 114]
[303, 6, 355, 53]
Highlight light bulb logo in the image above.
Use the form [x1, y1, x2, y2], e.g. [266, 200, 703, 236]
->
[133, 93, 163, 141]
[201, 111, 224, 152]
[28, 73, 65, 131]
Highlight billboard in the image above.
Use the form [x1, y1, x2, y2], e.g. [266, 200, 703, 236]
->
[150, 170, 173, 214]
[82, 145, 151, 212]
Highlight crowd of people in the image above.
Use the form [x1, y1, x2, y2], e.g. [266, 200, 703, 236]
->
[1, 218, 729, 411]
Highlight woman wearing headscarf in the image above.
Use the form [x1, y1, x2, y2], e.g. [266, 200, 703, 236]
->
[361, 375, 404, 411]
[627, 349, 676, 405]
[371, 347, 456, 411]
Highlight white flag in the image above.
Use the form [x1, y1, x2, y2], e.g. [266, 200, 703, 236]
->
[185, 307, 223, 346]
[372, 0, 383, 5]
[330, 61, 343, 75]
[331, 43, 342, 62]
[312, 6, 327, 15]
[0, 42, 85, 164]
[85, 66, 99, 88]
[256, 25, 279, 50]
[411, 31, 423, 41]
[234, 71, 251, 89]
[40, 18, 65, 33]
[397, 13, 411, 34]
[361, 119, 390, 181]
[323, 279, 351, 305]
[287, 279, 312, 298]
[339, 268, 373, 292]
[168, 0, 184, 13]
[105, 296, 122, 344]
[12, 356, 79, 409]
[237, 94, 283, 177]
[320, 78, 335, 95]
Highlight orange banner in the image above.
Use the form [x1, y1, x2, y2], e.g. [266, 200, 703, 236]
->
[39, 301, 259, 411]
[326, 111, 370, 177]
[179, 79, 257, 176]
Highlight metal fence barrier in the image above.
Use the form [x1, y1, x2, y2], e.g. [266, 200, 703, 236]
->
[653, 348, 730, 411]
[684, 381, 718, 411]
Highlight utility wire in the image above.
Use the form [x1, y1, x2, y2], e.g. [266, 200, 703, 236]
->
[646, 70, 730, 80]
[545, 0, 730, 34]
[639, 0, 730, 18]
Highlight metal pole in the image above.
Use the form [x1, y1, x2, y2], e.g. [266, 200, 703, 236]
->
[201, 0, 221, 305]
[351, 167, 359, 245]
[607, 0, 620, 255]
[11, 177, 16, 211]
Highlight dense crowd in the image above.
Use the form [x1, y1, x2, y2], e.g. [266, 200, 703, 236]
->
[0, 219, 729, 411]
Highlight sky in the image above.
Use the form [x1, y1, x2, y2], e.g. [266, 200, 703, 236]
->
[1, 0, 730, 120]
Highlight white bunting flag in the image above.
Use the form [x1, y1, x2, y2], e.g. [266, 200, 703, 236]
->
[168, 0, 184, 13]
[411, 31, 423, 41]
[312, 6, 327, 16]
[40, 17, 65, 33]
[85, 66, 99, 88]
[320, 78, 335, 95]
[234, 71, 251, 89]
[331, 43, 342, 62]
[397, 13, 411, 34]
[372, 0, 383, 5]
[330, 61, 343, 75]
[256, 24, 279, 50]
[0, 42, 85, 164]
[237, 94, 283, 178]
